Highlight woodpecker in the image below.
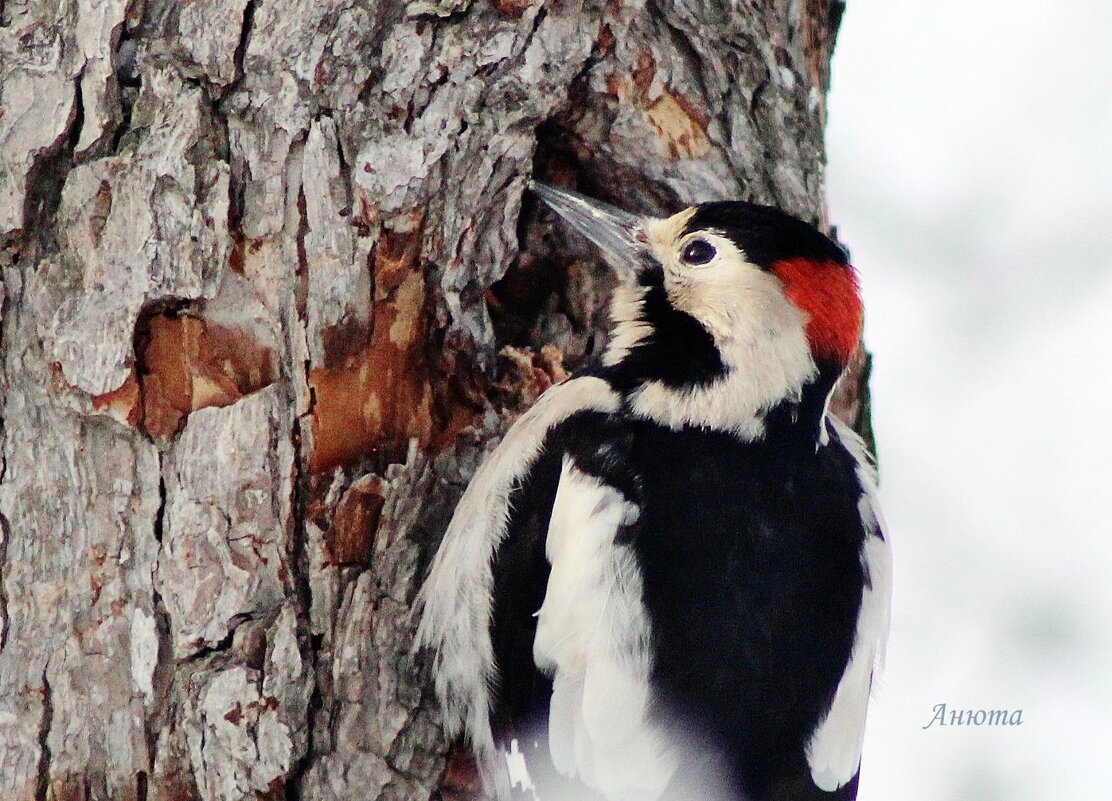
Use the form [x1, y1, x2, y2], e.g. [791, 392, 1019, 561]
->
[417, 183, 891, 801]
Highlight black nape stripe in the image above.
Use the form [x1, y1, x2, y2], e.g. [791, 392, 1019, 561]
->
[606, 269, 727, 390]
[685, 202, 848, 269]
[763, 358, 843, 445]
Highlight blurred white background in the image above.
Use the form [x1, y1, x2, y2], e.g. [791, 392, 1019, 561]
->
[826, 1, 1112, 798]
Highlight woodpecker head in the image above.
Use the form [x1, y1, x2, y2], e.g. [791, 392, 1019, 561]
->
[533, 183, 862, 438]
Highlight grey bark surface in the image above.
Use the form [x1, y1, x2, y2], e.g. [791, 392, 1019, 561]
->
[0, 1, 860, 799]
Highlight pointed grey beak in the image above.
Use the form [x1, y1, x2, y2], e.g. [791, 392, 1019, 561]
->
[530, 182, 648, 278]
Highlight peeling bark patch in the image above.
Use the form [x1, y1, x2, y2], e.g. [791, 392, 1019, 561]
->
[229, 235, 246, 275]
[632, 49, 656, 98]
[115, 313, 277, 439]
[308, 225, 435, 474]
[91, 370, 143, 427]
[645, 89, 711, 159]
[328, 478, 386, 566]
[94, 311, 276, 437]
[491, 0, 532, 19]
[604, 72, 631, 101]
[596, 23, 616, 58]
[89, 180, 113, 249]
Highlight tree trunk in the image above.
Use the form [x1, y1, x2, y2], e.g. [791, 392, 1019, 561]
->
[0, 1, 861, 799]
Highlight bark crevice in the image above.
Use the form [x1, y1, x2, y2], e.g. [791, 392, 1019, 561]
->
[0, 510, 9, 652]
[20, 77, 82, 249]
[144, 459, 174, 790]
[34, 673, 53, 801]
[283, 408, 319, 801]
[230, 0, 258, 93]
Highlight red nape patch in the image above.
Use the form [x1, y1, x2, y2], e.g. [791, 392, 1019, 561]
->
[772, 258, 863, 365]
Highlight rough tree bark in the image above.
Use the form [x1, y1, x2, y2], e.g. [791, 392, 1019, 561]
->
[0, 0, 865, 799]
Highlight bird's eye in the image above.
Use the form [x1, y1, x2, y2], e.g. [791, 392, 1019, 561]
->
[681, 239, 716, 265]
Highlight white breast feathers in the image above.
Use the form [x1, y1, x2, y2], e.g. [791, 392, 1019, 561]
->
[533, 459, 680, 801]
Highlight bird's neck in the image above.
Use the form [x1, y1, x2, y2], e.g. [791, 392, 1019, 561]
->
[760, 361, 844, 447]
[601, 280, 841, 443]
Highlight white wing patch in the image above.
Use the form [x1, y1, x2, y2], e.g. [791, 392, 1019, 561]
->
[806, 418, 893, 792]
[415, 377, 620, 794]
[533, 459, 680, 801]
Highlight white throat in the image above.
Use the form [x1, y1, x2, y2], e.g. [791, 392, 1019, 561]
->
[629, 330, 817, 439]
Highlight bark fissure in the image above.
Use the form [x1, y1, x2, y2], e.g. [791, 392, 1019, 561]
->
[0, 275, 6, 667]
[231, 0, 258, 92]
[153, 455, 167, 544]
[20, 77, 82, 248]
[283, 409, 318, 801]
[0, 511, 9, 652]
[34, 673, 53, 801]
[109, 62, 139, 154]
[144, 461, 175, 797]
